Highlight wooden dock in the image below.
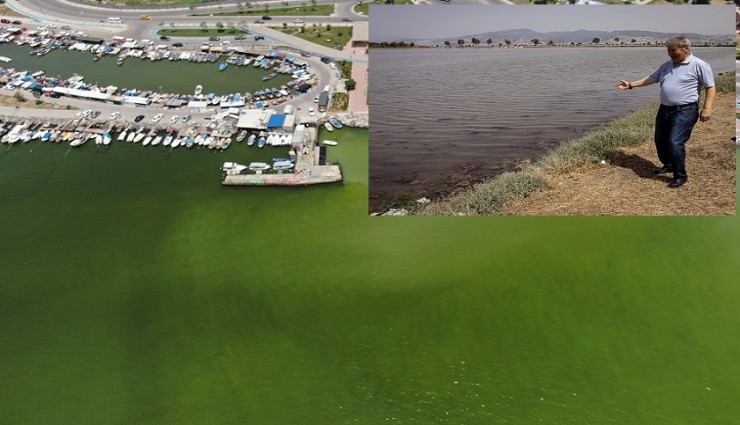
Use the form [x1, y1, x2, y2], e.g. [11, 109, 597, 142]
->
[221, 146, 342, 186]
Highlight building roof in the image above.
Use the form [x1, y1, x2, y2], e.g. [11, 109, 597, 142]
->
[236, 108, 273, 130]
[351, 21, 368, 43]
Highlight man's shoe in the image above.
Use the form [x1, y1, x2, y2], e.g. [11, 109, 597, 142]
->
[668, 178, 687, 188]
[654, 165, 673, 175]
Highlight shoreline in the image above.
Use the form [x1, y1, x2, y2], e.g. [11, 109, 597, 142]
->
[376, 72, 735, 216]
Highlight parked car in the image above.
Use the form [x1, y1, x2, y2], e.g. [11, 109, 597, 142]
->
[140, 15, 151, 20]
[0, 19, 10, 24]
[61, 25, 72, 30]
[12, 20, 22, 25]
[160, 36, 171, 41]
[254, 35, 265, 41]
[341, 18, 353, 22]
[320, 56, 331, 64]
[134, 115, 145, 122]
[293, 18, 304, 24]
[108, 111, 120, 120]
[234, 35, 246, 40]
[152, 113, 164, 123]
[169, 115, 179, 124]
[308, 107, 315, 116]
[209, 36, 220, 41]
[172, 42, 183, 47]
[262, 16, 272, 20]
[181, 115, 192, 123]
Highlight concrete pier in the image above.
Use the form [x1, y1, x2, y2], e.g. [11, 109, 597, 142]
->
[221, 146, 342, 186]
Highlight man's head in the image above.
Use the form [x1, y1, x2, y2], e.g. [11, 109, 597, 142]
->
[666, 36, 691, 64]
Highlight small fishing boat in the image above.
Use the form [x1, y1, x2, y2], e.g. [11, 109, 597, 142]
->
[328, 117, 343, 129]
[126, 131, 136, 142]
[117, 129, 127, 141]
[194, 85, 203, 96]
[323, 122, 334, 132]
[218, 63, 228, 71]
[102, 132, 112, 146]
[257, 137, 266, 148]
[235, 130, 247, 142]
[247, 134, 256, 146]
[323, 140, 338, 146]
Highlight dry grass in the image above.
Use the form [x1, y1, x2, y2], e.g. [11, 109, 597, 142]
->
[500, 92, 735, 216]
[0, 94, 57, 109]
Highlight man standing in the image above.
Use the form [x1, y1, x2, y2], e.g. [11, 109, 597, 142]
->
[617, 35, 715, 188]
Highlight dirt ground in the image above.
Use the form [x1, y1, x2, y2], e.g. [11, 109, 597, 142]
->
[500, 92, 736, 216]
[0, 94, 58, 109]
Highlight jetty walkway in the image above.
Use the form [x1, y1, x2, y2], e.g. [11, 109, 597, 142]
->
[222, 145, 341, 186]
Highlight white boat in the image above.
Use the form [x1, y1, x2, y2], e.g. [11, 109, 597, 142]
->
[235, 130, 247, 142]
[221, 162, 247, 174]
[248, 162, 271, 171]
[133, 131, 146, 143]
[194, 85, 203, 95]
[117, 130, 127, 141]
[102, 132, 112, 145]
[142, 136, 152, 146]
[0, 56, 12, 63]
[323, 122, 334, 132]
[323, 140, 338, 146]
[151, 135, 162, 146]
[126, 131, 136, 142]
[95, 134, 103, 145]
[273, 160, 294, 170]
[163, 135, 174, 146]
[247, 134, 256, 146]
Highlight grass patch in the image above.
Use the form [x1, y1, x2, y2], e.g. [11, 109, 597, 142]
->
[157, 28, 248, 37]
[337, 60, 353, 79]
[330, 92, 349, 112]
[194, 4, 334, 17]
[270, 24, 352, 50]
[418, 72, 735, 216]
[354, 0, 414, 15]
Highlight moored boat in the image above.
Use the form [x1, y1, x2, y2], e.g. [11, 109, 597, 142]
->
[248, 162, 271, 171]
[323, 140, 338, 146]
[328, 117, 343, 129]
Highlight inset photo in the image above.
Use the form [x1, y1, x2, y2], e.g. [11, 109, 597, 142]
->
[369, 6, 735, 216]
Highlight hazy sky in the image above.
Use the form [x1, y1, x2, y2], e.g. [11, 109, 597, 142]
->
[369, 5, 735, 41]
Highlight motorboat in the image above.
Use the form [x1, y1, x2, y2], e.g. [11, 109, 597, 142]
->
[102, 132, 112, 145]
[248, 162, 271, 171]
[247, 134, 256, 146]
[194, 85, 203, 95]
[329, 117, 343, 129]
[273, 160, 294, 170]
[219, 63, 228, 71]
[323, 140, 338, 146]
[257, 137, 266, 148]
[221, 162, 248, 174]
[235, 130, 247, 142]
[323, 122, 334, 132]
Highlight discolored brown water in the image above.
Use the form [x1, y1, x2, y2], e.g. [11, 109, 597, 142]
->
[368, 47, 734, 211]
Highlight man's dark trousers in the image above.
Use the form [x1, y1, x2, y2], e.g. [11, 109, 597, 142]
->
[654, 102, 699, 180]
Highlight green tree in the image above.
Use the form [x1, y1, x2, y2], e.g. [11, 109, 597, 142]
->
[444, 40, 451, 47]
[471, 37, 480, 45]
[531, 38, 539, 45]
[592, 37, 600, 44]
[345, 79, 356, 91]
[486, 38, 492, 45]
[504, 39, 511, 46]
[457, 39, 464, 46]
[216, 21, 224, 31]
[547, 40, 554, 46]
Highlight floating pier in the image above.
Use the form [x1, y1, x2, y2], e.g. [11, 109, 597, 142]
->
[221, 146, 342, 186]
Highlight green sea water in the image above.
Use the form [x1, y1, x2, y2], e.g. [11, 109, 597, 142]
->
[0, 43, 292, 95]
[1, 124, 738, 423]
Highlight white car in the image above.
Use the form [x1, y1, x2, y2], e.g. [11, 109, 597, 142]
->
[313, 95, 319, 103]
[308, 107, 315, 116]
[294, 18, 304, 24]
[82, 109, 93, 117]
[108, 111, 121, 120]
[152, 113, 164, 123]
[170, 115, 179, 124]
